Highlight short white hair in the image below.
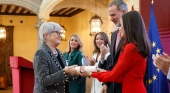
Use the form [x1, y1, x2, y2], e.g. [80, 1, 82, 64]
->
[39, 22, 61, 42]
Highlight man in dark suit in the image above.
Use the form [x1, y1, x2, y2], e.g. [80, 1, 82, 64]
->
[98, 0, 128, 93]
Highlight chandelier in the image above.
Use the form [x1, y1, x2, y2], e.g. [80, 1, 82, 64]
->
[89, 0, 103, 36]
[60, 17, 66, 41]
[61, 25, 66, 41]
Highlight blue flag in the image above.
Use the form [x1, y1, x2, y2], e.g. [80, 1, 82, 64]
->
[147, 3, 169, 93]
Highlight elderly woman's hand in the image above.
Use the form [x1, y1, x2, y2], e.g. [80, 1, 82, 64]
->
[64, 65, 83, 76]
[80, 67, 106, 77]
[152, 52, 170, 75]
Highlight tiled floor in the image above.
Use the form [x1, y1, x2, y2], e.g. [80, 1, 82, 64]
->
[0, 86, 12, 93]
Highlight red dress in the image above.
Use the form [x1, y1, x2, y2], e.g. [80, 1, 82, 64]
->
[92, 43, 146, 93]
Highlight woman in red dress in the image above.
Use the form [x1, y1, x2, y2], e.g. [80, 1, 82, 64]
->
[82, 11, 151, 93]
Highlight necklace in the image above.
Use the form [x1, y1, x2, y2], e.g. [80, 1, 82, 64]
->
[54, 52, 58, 56]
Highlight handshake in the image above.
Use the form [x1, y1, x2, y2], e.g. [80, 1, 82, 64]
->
[64, 66, 105, 77]
[75, 66, 97, 73]
[65, 66, 97, 73]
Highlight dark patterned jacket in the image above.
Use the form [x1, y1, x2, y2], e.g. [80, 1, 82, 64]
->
[33, 43, 80, 93]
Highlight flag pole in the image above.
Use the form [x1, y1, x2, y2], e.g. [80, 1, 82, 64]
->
[132, 4, 134, 11]
[151, 0, 154, 4]
[131, 2, 134, 11]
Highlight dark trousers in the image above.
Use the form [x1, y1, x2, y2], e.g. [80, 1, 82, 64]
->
[107, 83, 122, 93]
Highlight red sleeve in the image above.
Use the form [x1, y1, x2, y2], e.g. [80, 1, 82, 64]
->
[92, 43, 142, 82]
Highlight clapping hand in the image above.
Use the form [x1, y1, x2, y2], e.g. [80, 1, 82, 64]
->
[86, 56, 96, 66]
[100, 44, 110, 60]
[152, 52, 170, 75]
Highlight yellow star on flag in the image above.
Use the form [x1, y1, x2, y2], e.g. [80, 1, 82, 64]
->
[148, 79, 152, 84]
[152, 42, 156, 47]
[153, 75, 157, 80]
[156, 48, 161, 54]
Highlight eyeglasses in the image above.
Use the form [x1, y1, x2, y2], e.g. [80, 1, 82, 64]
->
[51, 31, 62, 36]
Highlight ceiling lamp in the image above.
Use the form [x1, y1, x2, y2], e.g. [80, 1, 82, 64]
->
[61, 25, 66, 41]
[60, 17, 66, 41]
[89, 0, 103, 36]
[0, 15, 6, 42]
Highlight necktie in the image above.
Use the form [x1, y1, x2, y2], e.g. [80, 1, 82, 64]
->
[115, 30, 121, 51]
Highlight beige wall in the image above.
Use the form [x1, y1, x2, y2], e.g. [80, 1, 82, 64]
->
[50, 10, 103, 58]
[69, 10, 95, 57]
[2, 10, 96, 93]
[1, 10, 106, 62]
[2, 10, 97, 93]
[2, 15, 38, 62]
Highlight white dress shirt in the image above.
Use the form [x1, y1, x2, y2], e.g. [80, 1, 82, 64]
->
[167, 68, 170, 80]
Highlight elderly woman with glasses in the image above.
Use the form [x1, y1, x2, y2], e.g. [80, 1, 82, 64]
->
[33, 22, 82, 93]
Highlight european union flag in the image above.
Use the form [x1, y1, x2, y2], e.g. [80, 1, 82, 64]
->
[147, 3, 169, 93]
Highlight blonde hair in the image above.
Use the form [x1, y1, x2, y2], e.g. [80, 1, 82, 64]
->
[66, 34, 83, 53]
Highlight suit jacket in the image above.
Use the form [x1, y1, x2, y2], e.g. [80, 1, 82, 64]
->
[92, 43, 147, 93]
[98, 30, 124, 93]
[63, 49, 86, 93]
[33, 43, 80, 93]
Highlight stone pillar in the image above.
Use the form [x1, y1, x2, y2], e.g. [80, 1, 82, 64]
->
[35, 18, 48, 48]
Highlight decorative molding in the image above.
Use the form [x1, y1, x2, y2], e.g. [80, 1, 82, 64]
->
[146, 28, 170, 39]
[159, 28, 170, 39]
[35, 18, 47, 30]
[0, 26, 14, 86]
[0, 0, 41, 15]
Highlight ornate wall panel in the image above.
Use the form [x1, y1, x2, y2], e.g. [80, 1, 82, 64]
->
[0, 26, 13, 85]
